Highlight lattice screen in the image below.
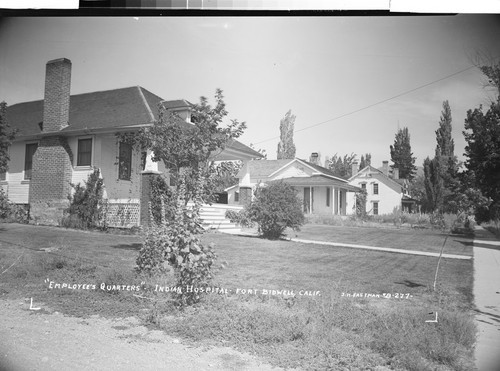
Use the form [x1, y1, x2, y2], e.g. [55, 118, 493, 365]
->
[105, 202, 140, 228]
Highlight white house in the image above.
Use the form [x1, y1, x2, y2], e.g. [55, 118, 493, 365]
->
[347, 161, 417, 215]
[1, 58, 262, 227]
[225, 158, 360, 215]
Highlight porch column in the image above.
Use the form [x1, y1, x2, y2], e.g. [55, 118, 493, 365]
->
[331, 186, 335, 214]
[309, 187, 313, 214]
[334, 187, 339, 215]
[140, 151, 161, 227]
[143, 150, 159, 173]
[239, 160, 251, 187]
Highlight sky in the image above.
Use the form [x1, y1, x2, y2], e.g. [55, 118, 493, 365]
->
[0, 15, 499, 169]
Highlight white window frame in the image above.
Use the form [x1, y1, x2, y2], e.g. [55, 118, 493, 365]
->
[75, 136, 94, 169]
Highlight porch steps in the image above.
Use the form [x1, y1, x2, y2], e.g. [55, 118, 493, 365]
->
[199, 204, 244, 234]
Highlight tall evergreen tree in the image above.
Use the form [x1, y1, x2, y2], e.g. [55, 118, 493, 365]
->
[389, 127, 417, 181]
[359, 153, 371, 169]
[277, 110, 296, 159]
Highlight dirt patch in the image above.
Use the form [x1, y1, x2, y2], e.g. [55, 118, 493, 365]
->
[0, 298, 285, 371]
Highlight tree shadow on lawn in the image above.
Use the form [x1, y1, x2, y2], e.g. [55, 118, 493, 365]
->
[112, 243, 142, 251]
[456, 239, 500, 251]
[455, 239, 474, 247]
[394, 279, 426, 288]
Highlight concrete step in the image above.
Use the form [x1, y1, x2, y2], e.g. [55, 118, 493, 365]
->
[202, 219, 234, 225]
[196, 203, 245, 234]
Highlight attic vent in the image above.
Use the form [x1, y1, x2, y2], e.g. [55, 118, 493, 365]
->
[38, 122, 43, 131]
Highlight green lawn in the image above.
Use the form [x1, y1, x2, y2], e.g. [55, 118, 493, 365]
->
[0, 223, 474, 311]
[0, 223, 476, 370]
[202, 232, 473, 308]
[293, 224, 473, 256]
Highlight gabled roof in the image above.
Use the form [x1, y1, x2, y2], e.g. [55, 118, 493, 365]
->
[349, 165, 408, 191]
[242, 158, 348, 182]
[245, 159, 295, 178]
[300, 160, 340, 178]
[6, 86, 262, 159]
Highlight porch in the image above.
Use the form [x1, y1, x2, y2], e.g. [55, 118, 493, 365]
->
[276, 175, 361, 216]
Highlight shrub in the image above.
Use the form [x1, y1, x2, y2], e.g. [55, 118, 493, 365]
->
[225, 209, 254, 228]
[0, 188, 29, 223]
[64, 168, 107, 229]
[136, 168, 216, 307]
[149, 174, 176, 225]
[0, 188, 9, 219]
[247, 181, 305, 239]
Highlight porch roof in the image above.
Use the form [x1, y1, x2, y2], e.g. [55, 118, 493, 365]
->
[275, 176, 361, 192]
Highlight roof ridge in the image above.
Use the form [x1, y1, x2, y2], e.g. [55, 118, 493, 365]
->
[136, 86, 155, 122]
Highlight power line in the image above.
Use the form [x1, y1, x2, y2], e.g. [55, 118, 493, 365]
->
[254, 65, 477, 145]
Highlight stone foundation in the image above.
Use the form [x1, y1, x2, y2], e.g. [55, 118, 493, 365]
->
[30, 199, 70, 226]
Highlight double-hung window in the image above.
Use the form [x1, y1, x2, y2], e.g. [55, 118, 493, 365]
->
[77, 138, 92, 167]
[118, 142, 133, 180]
[373, 183, 379, 195]
[373, 202, 379, 215]
[24, 143, 38, 180]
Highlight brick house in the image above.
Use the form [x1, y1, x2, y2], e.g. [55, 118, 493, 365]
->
[0, 58, 261, 227]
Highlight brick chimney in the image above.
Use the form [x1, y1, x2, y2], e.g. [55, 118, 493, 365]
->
[30, 58, 74, 225]
[382, 161, 389, 177]
[309, 152, 319, 165]
[42, 58, 71, 132]
[351, 161, 358, 176]
[393, 167, 399, 180]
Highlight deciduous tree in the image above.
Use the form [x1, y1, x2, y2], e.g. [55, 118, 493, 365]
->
[0, 101, 16, 174]
[120, 89, 246, 205]
[463, 64, 500, 222]
[326, 153, 357, 179]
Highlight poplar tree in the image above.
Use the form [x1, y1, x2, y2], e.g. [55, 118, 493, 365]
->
[277, 110, 296, 159]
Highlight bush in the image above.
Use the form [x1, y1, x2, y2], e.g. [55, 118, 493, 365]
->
[149, 175, 176, 225]
[64, 168, 107, 229]
[225, 209, 254, 228]
[136, 168, 216, 307]
[0, 188, 29, 223]
[247, 181, 305, 239]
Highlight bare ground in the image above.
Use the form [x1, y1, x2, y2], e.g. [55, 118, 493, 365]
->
[0, 298, 286, 371]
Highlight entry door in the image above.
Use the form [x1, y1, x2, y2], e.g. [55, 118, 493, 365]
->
[303, 187, 314, 213]
[304, 187, 310, 213]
